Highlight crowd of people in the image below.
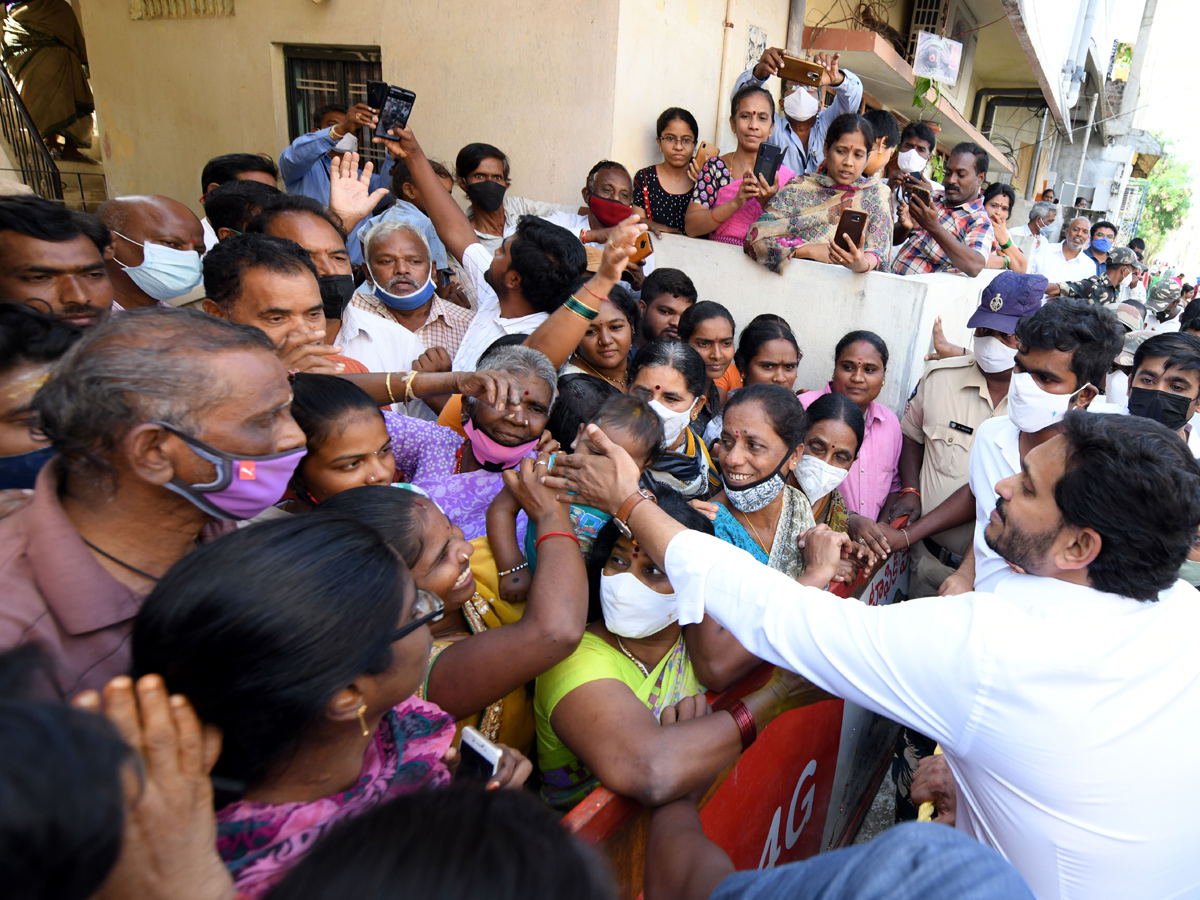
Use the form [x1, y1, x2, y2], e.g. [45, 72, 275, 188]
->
[1, 42, 1198, 900]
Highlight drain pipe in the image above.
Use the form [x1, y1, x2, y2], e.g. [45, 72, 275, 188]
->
[713, 0, 735, 144]
[1025, 108, 1048, 201]
[1064, 0, 1100, 110]
[1070, 92, 1098, 203]
[787, 0, 807, 54]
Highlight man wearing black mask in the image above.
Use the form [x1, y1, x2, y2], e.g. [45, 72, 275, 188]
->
[245, 195, 356, 339]
[1127, 332, 1200, 457]
[452, 142, 575, 254]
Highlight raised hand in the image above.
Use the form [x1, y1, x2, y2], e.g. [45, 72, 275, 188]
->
[453, 368, 526, 412]
[329, 151, 389, 233]
[597, 216, 647, 285]
[813, 51, 844, 87]
[753, 47, 787, 80]
[540, 423, 642, 514]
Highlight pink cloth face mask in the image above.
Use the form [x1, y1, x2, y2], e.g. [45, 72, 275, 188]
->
[463, 418, 537, 471]
[152, 421, 306, 520]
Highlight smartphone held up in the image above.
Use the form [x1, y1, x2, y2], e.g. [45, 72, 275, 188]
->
[457, 726, 503, 784]
[366, 81, 417, 138]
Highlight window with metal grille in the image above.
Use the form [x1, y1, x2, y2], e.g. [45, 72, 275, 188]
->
[283, 45, 385, 166]
[905, 0, 947, 63]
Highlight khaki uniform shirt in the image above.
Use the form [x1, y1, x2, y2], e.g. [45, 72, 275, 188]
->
[901, 356, 1009, 556]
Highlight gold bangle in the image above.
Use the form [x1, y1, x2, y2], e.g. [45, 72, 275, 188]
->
[385, 371, 397, 405]
[404, 370, 419, 403]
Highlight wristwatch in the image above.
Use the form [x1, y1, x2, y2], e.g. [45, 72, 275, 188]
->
[614, 488, 657, 538]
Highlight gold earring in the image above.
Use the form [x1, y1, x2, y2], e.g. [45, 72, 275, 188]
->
[356, 703, 369, 737]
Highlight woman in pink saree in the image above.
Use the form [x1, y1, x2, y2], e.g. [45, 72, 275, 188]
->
[685, 85, 794, 246]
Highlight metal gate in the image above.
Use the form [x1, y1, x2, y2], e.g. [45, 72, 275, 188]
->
[1116, 178, 1149, 244]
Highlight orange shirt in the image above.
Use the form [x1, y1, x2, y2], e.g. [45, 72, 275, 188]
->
[714, 362, 742, 393]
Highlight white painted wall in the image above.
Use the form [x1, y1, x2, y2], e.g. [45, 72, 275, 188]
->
[652, 234, 994, 414]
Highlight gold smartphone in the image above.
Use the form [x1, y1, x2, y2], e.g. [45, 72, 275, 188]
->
[630, 232, 654, 265]
[693, 140, 717, 169]
[778, 55, 825, 87]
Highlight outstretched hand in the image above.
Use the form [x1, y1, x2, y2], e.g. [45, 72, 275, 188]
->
[453, 368, 527, 412]
[540, 423, 642, 515]
[372, 123, 420, 160]
[75, 675, 233, 900]
[329, 151, 389, 232]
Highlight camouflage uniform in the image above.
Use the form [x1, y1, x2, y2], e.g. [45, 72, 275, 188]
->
[1056, 246, 1142, 307]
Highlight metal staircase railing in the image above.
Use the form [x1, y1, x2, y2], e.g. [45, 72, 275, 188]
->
[0, 57, 61, 200]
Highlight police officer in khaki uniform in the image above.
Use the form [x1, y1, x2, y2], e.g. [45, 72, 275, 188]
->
[1045, 245, 1143, 307]
[882, 272, 1045, 597]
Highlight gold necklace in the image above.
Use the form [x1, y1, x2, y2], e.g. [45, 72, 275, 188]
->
[737, 509, 771, 556]
[616, 636, 651, 677]
[572, 354, 627, 390]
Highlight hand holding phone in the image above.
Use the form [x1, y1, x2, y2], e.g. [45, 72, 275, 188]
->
[629, 232, 653, 265]
[374, 85, 417, 138]
[777, 55, 825, 87]
[753, 142, 784, 184]
[833, 209, 868, 252]
[693, 140, 716, 171]
[457, 726, 503, 783]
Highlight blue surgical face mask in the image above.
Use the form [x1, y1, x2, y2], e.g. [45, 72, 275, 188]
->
[368, 262, 436, 311]
[1092, 237, 1113, 253]
[113, 231, 203, 301]
[0, 444, 54, 490]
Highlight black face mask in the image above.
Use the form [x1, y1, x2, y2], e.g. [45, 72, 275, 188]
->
[464, 180, 507, 213]
[317, 274, 355, 319]
[1127, 386, 1194, 432]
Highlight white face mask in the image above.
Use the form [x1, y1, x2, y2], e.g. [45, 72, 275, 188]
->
[897, 148, 928, 174]
[973, 336, 1019, 374]
[600, 572, 678, 640]
[333, 132, 359, 154]
[783, 87, 819, 123]
[794, 454, 849, 504]
[648, 398, 695, 449]
[1006, 371, 1086, 433]
[113, 231, 203, 301]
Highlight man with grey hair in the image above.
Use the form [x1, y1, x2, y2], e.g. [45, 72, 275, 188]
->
[1009, 201, 1056, 253]
[339, 218, 474, 387]
[1030, 215, 1095, 296]
[0, 308, 306, 699]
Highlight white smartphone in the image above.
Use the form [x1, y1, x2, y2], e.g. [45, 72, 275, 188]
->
[458, 725, 503, 783]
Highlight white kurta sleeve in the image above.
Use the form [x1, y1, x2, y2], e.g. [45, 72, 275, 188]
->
[668, 530, 987, 751]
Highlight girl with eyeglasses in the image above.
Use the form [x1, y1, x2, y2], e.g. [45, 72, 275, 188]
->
[130, 515, 532, 897]
[633, 107, 702, 233]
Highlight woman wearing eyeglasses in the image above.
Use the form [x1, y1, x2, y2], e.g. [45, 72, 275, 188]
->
[321, 451, 588, 756]
[130, 515, 532, 898]
[633, 107, 702, 233]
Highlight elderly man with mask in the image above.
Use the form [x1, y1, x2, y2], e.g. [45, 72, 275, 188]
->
[0, 308, 306, 699]
[1046, 245, 1142, 307]
[0, 195, 112, 327]
[550, 407, 1200, 900]
[278, 102, 393, 204]
[94, 195, 204, 310]
[1008, 201, 1056, 253]
[891, 143, 994, 277]
[342, 219, 474, 379]
[1030, 215, 1096, 292]
[730, 47, 862, 176]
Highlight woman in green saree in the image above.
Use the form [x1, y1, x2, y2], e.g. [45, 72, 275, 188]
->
[534, 487, 823, 811]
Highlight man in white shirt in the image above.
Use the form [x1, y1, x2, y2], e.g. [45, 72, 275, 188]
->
[1007, 201, 1055, 253]
[379, 126, 587, 372]
[547, 410, 1200, 900]
[1029, 216, 1094, 292]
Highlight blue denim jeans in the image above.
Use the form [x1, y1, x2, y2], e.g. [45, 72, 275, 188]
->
[710, 823, 1033, 900]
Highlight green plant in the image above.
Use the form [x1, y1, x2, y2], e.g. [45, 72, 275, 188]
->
[1137, 132, 1193, 258]
[912, 76, 942, 123]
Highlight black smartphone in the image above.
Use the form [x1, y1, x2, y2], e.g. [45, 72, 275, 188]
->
[753, 142, 784, 184]
[365, 80, 388, 111]
[374, 85, 416, 138]
[834, 209, 868, 251]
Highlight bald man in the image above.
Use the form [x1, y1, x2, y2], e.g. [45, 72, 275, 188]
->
[95, 195, 204, 310]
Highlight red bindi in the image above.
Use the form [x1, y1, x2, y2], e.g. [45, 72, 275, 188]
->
[524, 390, 529, 395]
[655, 385, 660, 390]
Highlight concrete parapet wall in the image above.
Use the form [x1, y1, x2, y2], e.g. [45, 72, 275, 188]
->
[653, 234, 994, 415]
